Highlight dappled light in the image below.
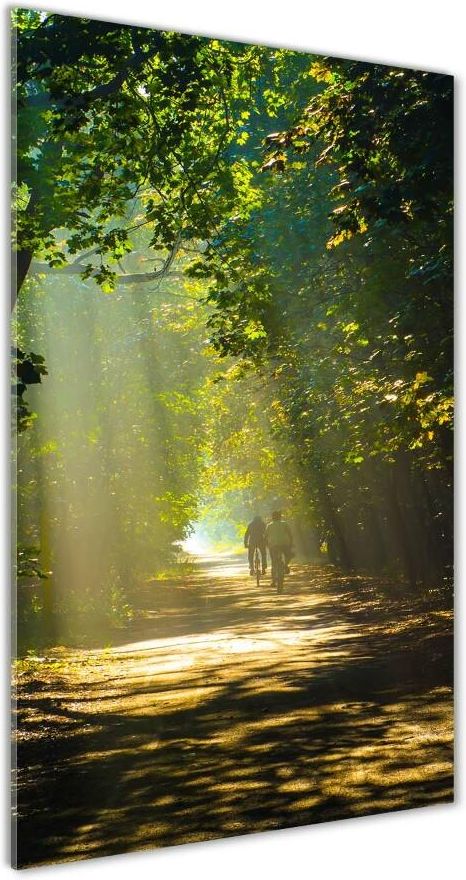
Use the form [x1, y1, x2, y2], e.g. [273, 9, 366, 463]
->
[14, 558, 453, 866]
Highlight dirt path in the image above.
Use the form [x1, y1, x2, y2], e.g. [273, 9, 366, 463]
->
[13, 557, 453, 868]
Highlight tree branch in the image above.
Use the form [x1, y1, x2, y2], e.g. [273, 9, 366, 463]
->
[29, 233, 183, 287]
[71, 44, 159, 107]
[21, 40, 163, 113]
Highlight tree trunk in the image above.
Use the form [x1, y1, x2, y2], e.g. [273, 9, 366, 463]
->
[13, 249, 33, 307]
[39, 503, 55, 643]
[387, 466, 417, 588]
[319, 488, 353, 571]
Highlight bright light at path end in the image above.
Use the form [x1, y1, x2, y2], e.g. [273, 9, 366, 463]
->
[181, 529, 211, 555]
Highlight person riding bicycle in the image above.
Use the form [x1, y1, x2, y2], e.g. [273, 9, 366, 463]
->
[265, 510, 293, 577]
[244, 515, 267, 576]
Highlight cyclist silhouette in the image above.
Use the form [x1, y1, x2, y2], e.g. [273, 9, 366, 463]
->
[244, 515, 267, 576]
[265, 510, 293, 578]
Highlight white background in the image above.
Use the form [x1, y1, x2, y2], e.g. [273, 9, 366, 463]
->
[1, 1, 464, 877]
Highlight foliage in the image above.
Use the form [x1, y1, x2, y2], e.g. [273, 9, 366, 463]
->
[16, 543, 48, 580]
[202, 58, 453, 582]
[263, 59, 453, 265]
[12, 347, 48, 432]
[13, 15, 454, 651]
[13, 9, 270, 295]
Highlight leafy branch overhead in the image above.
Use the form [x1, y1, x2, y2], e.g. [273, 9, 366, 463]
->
[13, 9, 271, 300]
[262, 59, 453, 265]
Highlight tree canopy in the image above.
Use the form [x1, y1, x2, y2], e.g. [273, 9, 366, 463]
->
[13, 11, 453, 642]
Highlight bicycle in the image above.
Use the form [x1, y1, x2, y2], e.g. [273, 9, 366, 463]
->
[270, 546, 287, 593]
[252, 546, 262, 588]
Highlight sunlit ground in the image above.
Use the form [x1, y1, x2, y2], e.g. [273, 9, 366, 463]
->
[14, 558, 453, 867]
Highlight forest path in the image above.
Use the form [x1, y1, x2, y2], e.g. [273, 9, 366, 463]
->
[14, 556, 453, 867]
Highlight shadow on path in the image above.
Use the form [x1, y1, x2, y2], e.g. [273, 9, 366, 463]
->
[14, 557, 453, 867]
